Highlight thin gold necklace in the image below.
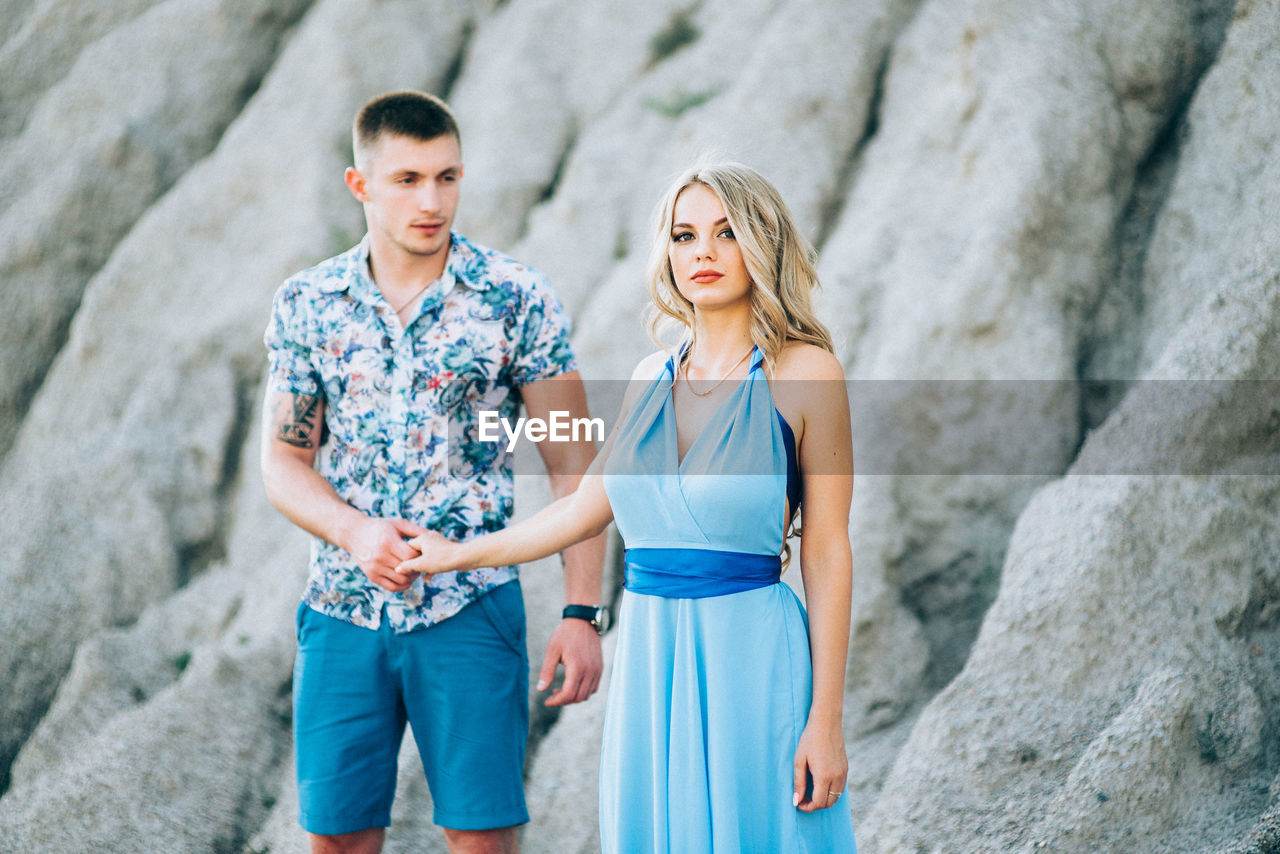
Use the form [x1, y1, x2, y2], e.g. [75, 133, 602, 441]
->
[681, 346, 753, 398]
[388, 281, 434, 314]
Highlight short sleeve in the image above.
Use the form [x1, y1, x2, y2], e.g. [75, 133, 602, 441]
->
[509, 274, 578, 387]
[263, 282, 322, 397]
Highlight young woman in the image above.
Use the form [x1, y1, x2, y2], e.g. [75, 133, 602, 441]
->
[398, 162, 857, 852]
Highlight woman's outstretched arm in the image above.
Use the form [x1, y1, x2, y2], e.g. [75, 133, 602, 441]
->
[399, 463, 615, 576]
[396, 350, 670, 579]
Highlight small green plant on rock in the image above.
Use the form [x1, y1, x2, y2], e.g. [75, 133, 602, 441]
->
[642, 87, 720, 119]
[649, 8, 700, 64]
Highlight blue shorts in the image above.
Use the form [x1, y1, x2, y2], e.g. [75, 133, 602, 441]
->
[293, 580, 530, 835]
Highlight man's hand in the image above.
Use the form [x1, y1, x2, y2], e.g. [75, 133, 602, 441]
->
[537, 617, 603, 706]
[345, 516, 429, 592]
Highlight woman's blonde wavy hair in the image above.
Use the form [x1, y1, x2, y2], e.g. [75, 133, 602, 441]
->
[644, 161, 833, 369]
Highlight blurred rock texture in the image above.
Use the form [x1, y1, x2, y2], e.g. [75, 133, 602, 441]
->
[0, 0, 1276, 851]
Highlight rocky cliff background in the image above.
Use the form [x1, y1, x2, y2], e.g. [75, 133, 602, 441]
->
[1, 0, 1277, 851]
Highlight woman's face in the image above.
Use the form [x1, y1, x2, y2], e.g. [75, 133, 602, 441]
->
[668, 183, 751, 313]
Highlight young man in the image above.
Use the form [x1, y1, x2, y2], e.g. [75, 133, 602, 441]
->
[261, 91, 607, 854]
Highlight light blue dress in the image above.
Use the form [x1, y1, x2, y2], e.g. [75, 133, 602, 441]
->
[600, 346, 857, 853]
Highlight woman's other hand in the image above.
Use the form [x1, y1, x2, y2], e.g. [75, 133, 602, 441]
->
[792, 715, 849, 812]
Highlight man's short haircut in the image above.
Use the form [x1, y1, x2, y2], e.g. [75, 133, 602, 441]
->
[353, 90, 460, 168]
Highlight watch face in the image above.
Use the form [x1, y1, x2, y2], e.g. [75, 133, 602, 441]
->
[565, 604, 610, 635]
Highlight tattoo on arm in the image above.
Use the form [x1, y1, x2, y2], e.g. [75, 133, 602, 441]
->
[277, 394, 320, 448]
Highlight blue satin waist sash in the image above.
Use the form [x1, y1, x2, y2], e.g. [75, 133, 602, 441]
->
[624, 547, 782, 599]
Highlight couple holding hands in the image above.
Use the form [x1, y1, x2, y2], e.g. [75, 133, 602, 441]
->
[261, 90, 857, 854]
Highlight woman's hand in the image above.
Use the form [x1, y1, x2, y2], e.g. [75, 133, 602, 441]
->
[396, 530, 464, 577]
[792, 715, 849, 812]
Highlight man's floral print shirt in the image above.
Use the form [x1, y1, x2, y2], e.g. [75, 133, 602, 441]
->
[265, 232, 576, 632]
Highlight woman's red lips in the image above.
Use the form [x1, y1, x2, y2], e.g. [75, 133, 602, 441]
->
[691, 269, 722, 283]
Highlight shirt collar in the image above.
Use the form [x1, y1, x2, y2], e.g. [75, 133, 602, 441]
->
[317, 232, 490, 298]
[444, 232, 491, 292]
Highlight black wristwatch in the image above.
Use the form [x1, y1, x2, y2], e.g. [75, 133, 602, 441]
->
[562, 604, 611, 635]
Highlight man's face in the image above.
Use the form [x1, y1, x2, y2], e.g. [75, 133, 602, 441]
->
[347, 133, 463, 262]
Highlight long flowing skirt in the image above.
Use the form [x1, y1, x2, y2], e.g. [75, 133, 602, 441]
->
[599, 582, 858, 853]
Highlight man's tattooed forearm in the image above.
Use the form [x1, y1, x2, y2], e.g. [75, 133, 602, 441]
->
[278, 394, 320, 448]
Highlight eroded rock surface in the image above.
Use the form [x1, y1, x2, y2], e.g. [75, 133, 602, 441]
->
[861, 1, 1279, 850]
[0, 0, 313, 457]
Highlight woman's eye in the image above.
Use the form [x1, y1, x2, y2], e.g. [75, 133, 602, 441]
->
[719, 228, 735, 239]
[672, 232, 692, 243]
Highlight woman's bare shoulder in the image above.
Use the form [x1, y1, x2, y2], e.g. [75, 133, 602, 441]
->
[774, 340, 846, 382]
[629, 348, 674, 382]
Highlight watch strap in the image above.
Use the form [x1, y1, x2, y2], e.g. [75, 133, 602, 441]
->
[562, 604, 608, 634]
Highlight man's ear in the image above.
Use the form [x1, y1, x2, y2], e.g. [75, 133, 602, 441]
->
[344, 166, 368, 202]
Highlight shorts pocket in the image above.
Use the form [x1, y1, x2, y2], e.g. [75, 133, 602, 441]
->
[477, 582, 526, 658]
